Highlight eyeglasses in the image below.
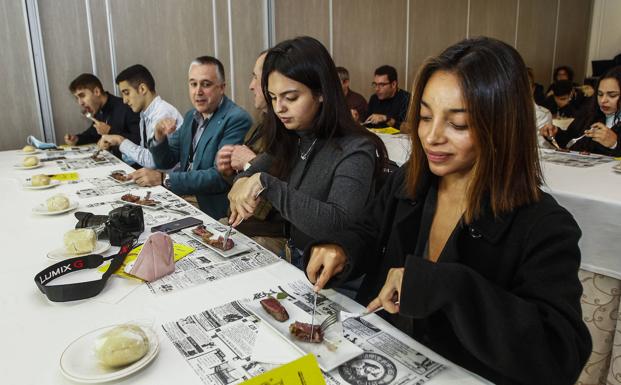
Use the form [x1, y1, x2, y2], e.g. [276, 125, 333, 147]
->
[372, 82, 391, 88]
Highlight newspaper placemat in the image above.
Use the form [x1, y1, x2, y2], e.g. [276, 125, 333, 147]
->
[540, 149, 615, 167]
[146, 232, 280, 295]
[161, 280, 444, 385]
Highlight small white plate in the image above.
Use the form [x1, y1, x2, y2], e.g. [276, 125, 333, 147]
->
[60, 324, 159, 383]
[13, 163, 42, 170]
[47, 241, 111, 261]
[182, 228, 251, 258]
[33, 201, 79, 215]
[613, 163, 621, 171]
[108, 175, 135, 185]
[22, 179, 61, 190]
[246, 299, 363, 372]
[17, 149, 41, 155]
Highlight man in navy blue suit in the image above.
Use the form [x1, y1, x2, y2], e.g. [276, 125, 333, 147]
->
[149, 56, 252, 219]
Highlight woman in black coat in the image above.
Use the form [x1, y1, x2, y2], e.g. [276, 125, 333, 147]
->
[305, 37, 591, 385]
[542, 66, 621, 156]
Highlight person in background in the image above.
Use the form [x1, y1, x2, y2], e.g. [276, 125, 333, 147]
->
[336, 66, 367, 123]
[149, 56, 252, 219]
[228, 36, 388, 269]
[546, 65, 577, 96]
[306, 37, 591, 385]
[543, 80, 583, 118]
[65, 73, 140, 158]
[527, 67, 546, 106]
[541, 66, 621, 156]
[215, 51, 286, 255]
[364, 65, 410, 129]
[98, 64, 183, 176]
[527, 67, 554, 148]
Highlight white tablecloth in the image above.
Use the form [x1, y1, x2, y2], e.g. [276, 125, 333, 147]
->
[0, 148, 488, 385]
[379, 133, 621, 279]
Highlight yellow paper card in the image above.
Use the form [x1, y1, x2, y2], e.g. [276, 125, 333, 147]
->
[369, 127, 400, 135]
[98, 243, 194, 280]
[48, 172, 79, 181]
[241, 354, 326, 385]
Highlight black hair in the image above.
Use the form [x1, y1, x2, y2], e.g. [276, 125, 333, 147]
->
[553, 65, 574, 82]
[261, 36, 387, 178]
[374, 65, 398, 83]
[335, 66, 349, 82]
[115, 64, 156, 92]
[550, 80, 574, 96]
[191, 56, 225, 83]
[69, 73, 104, 93]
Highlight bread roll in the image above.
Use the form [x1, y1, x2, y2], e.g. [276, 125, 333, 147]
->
[95, 325, 149, 367]
[22, 145, 36, 153]
[22, 156, 39, 167]
[46, 194, 70, 212]
[31, 174, 50, 186]
[63, 229, 96, 254]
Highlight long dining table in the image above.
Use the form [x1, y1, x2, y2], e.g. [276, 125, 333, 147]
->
[378, 132, 621, 385]
[0, 145, 490, 385]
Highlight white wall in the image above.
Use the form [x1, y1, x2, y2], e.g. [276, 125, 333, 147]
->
[586, 0, 621, 76]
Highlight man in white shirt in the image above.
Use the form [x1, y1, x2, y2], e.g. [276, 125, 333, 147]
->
[98, 64, 183, 182]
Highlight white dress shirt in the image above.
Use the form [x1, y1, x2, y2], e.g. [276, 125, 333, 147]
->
[119, 96, 184, 168]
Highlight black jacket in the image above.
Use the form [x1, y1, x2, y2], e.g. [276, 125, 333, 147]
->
[308, 167, 591, 385]
[555, 110, 621, 156]
[77, 93, 140, 157]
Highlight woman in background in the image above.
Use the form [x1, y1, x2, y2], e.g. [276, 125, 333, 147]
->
[306, 37, 591, 385]
[541, 66, 621, 156]
[228, 36, 387, 268]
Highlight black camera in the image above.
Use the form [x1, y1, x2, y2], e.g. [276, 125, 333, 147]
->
[74, 205, 144, 246]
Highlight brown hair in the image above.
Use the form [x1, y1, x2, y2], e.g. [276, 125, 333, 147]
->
[69, 73, 104, 93]
[406, 37, 542, 223]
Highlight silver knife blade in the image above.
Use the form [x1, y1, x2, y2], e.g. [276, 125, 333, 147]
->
[309, 291, 318, 341]
[222, 225, 233, 247]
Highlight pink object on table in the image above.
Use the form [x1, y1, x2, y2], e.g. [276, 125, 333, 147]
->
[128, 232, 175, 281]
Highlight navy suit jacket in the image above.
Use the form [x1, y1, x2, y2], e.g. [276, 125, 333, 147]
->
[150, 95, 252, 218]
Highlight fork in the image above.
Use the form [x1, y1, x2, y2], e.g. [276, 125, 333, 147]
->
[546, 136, 561, 150]
[566, 134, 587, 149]
[318, 312, 338, 333]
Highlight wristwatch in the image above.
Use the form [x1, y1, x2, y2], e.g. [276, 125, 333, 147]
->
[162, 173, 171, 189]
[243, 162, 252, 171]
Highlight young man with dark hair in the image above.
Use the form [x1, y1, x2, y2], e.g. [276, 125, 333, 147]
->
[336, 66, 367, 123]
[99, 64, 183, 171]
[65, 73, 140, 158]
[148, 56, 252, 218]
[543, 80, 583, 118]
[364, 65, 410, 129]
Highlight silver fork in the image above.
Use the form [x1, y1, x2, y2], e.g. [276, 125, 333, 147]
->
[566, 134, 587, 149]
[318, 312, 338, 333]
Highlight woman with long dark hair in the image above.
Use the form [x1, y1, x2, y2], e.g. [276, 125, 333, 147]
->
[542, 66, 621, 155]
[228, 36, 387, 267]
[306, 37, 591, 384]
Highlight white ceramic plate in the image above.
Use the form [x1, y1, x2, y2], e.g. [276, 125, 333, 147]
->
[108, 175, 135, 185]
[13, 163, 42, 170]
[613, 163, 621, 171]
[22, 179, 61, 190]
[17, 149, 41, 155]
[32, 201, 79, 215]
[245, 298, 363, 372]
[60, 324, 159, 384]
[181, 227, 251, 258]
[47, 241, 111, 261]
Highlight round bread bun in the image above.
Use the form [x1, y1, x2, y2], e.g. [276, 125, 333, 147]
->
[22, 145, 36, 153]
[46, 194, 70, 212]
[95, 325, 149, 367]
[63, 228, 96, 254]
[31, 174, 50, 186]
[22, 156, 39, 167]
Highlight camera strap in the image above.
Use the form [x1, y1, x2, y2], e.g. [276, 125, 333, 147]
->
[34, 241, 135, 302]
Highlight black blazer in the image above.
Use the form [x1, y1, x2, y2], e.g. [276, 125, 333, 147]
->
[556, 110, 621, 156]
[307, 167, 591, 385]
